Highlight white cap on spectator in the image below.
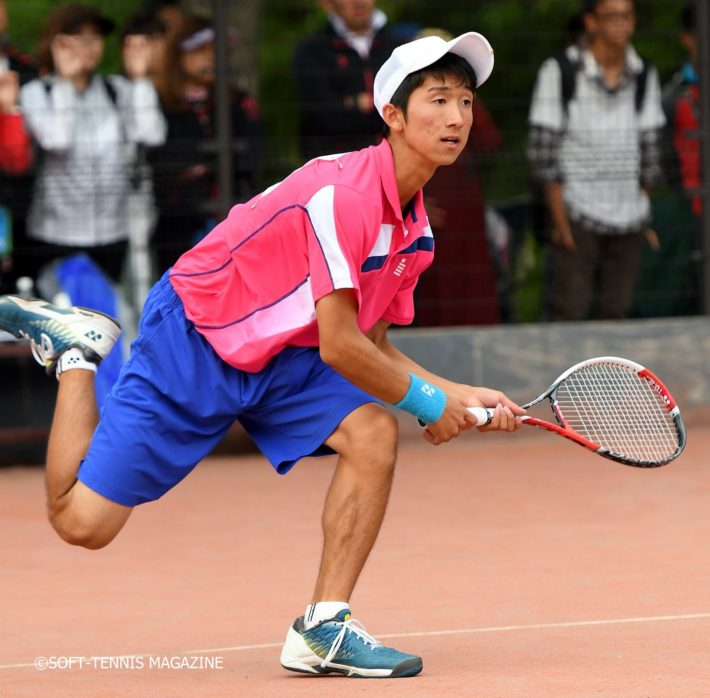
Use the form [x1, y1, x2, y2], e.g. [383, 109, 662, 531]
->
[373, 32, 494, 117]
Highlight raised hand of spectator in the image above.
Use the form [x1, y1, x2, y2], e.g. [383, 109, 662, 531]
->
[122, 34, 152, 81]
[0, 70, 20, 113]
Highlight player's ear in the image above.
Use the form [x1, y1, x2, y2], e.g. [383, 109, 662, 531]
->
[382, 103, 405, 133]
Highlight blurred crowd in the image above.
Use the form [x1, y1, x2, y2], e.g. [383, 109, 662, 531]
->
[0, 0, 703, 335]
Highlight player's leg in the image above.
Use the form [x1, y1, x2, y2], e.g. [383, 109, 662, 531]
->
[311, 402, 398, 603]
[45, 370, 132, 549]
[220, 347, 421, 677]
[280, 403, 421, 678]
[0, 281, 239, 550]
[0, 295, 132, 547]
[247, 352, 422, 678]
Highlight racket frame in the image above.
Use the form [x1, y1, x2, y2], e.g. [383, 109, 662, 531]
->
[467, 356, 686, 467]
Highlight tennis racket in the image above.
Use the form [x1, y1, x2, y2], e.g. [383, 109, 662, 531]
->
[468, 356, 686, 467]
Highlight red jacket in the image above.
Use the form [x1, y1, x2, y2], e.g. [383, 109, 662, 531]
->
[673, 84, 701, 216]
[0, 111, 32, 175]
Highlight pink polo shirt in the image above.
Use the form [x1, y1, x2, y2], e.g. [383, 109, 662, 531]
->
[169, 140, 434, 372]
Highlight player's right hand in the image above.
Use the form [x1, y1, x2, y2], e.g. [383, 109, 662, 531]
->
[421, 387, 522, 444]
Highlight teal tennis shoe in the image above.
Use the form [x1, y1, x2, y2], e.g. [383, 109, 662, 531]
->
[0, 295, 121, 373]
[280, 609, 422, 678]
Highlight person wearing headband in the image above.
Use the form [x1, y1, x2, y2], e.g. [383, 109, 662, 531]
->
[0, 31, 523, 680]
[149, 14, 265, 275]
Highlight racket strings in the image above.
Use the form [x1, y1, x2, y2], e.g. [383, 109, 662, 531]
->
[555, 363, 679, 462]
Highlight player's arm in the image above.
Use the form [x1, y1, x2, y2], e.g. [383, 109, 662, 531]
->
[317, 290, 413, 404]
[367, 319, 524, 441]
[316, 291, 519, 443]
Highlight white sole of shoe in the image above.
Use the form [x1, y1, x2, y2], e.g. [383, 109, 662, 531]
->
[279, 627, 394, 678]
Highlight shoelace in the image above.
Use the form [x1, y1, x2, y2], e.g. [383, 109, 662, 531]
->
[20, 330, 56, 368]
[320, 617, 382, 669]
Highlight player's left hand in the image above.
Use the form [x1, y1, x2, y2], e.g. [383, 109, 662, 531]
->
[459, 385, 524, 433]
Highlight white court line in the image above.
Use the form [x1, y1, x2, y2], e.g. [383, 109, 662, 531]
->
[2, 612, 709, 670]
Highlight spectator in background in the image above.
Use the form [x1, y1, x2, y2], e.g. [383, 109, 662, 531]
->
[0, 0, 37, 294]
[411, 28, 503, 326]
[146, 0, 184, 41]
[123, 11, 167, 90]
[292, 0, 401, 162]
[19, 3, 167, 286]
[120, 12, 168, 311]
[0, 62, 33, 291]
[527, 0, 665, 321]
[0, 67, 31, 174]
[664, 3, 701, 218]
[149, 14, 265, 275]
[141, 0, 185, 89]
[660, 3, 702, 313]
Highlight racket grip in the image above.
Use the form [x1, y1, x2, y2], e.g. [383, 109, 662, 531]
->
[467, 406, 494, 426]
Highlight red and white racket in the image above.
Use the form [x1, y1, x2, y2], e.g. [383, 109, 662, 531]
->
[468, 356, 686, 467]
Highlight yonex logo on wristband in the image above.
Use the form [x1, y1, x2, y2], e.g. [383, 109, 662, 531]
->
[392, 374, 446, 424]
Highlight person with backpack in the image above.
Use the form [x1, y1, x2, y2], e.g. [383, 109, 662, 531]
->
[18, 4, 167, 286]
[527, 0, 665, 321]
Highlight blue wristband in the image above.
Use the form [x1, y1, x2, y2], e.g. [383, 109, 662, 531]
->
[393, 373, 446, 424]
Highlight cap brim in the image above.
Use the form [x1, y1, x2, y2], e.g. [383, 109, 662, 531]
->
[406, 32, 494, 89]
[446, 32, 494, 88]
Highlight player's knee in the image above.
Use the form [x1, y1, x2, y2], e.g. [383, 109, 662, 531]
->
[350, 408, 399, 472]
[48, 484, 131, 550]
[48, 511, 116, 549]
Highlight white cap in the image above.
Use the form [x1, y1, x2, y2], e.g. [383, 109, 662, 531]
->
[373, 32, 494, 117]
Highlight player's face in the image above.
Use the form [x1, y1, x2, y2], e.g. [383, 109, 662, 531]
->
[587, 0, 635, 49]
[399, 74, 473, 168]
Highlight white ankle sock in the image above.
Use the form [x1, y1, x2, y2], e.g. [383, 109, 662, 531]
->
[304, 601, 350, 629]
[55, 347, 97, 380]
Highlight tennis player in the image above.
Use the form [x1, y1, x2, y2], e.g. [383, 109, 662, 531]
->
[0, 31, 523, 678]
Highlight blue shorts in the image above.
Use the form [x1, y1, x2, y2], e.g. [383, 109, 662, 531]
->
[77, 274, 378, 506]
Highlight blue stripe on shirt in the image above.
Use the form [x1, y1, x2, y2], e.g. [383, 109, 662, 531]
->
[360, 236, 434, 272]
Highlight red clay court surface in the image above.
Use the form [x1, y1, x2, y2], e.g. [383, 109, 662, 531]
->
[2, 425, 709, 697]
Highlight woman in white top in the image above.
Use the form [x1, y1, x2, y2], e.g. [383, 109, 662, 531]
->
[20, 3, 166, 283]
